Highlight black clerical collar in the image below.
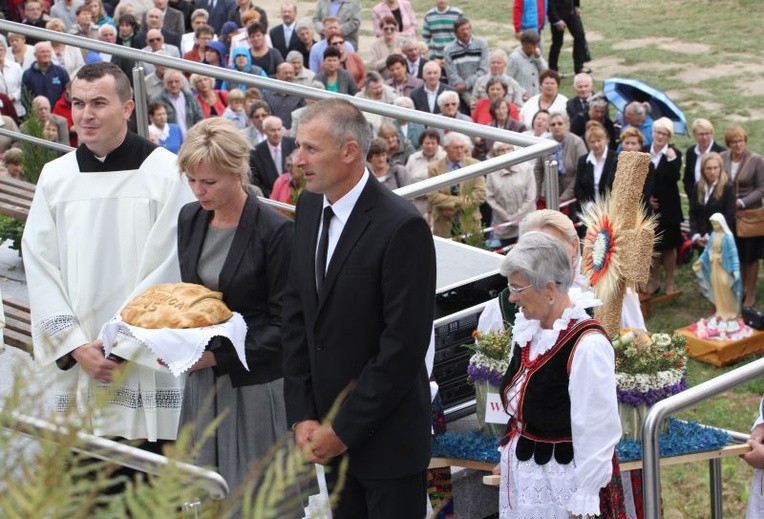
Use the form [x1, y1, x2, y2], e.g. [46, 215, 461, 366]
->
[76, 130, 157, 172]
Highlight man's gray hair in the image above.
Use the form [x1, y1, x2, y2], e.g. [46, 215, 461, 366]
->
[625, 101, 648, 117]
[393, 96, 414, 109]
[442, 131, 471, 149]
[499, 231, 573, 293]
[488, 48, 508, 62]
[548, 110, 569, 124]
[98, 24, 116, 37]
[191, 8, 209, 20]
[300, 99, 373, 157]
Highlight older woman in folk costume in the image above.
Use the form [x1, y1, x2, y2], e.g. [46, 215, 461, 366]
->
[693, 213, 741, 321]
[495, 231, 624, 518]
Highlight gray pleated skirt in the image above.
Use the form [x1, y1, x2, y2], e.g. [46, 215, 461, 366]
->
[180, 370, 287, 496]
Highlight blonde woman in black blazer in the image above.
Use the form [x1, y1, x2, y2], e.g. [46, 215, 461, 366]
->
[689, 152, 736, 247]
[176, 118, 293, 502]
[573, 121, 618, 235]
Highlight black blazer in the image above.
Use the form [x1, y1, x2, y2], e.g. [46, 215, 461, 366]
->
[282, 176, 436, 479]
[269, 24, 304, 59]
[574, 148, 618, 206]
[249, 137, 296, 197]
[683, 141, 726, 202]
[644, 144, 683, 225]
[410, 83, 454, 115]
[178, 195, 293, 387]
[689, 182, 736, 237]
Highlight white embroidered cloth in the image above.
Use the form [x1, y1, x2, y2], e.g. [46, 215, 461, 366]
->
[100, 312, 248, 377]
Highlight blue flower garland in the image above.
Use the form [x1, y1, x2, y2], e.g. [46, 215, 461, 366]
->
[431, 419, 731, 465]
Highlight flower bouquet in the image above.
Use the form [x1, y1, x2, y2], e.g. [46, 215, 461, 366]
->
[612, 329, 688, 440]
[466, 329, 512, 436]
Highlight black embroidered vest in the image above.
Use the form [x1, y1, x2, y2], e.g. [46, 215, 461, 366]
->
[499, 318, 607, 465]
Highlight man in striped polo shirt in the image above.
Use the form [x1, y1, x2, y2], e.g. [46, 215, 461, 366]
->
[443, 17, 488, 112]
[421, 0, 463, 60]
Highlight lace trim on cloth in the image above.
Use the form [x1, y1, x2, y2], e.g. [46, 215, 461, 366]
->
[54, 388, 183, 412]
[511, 303, 592, 356]
[33, 314, 79, 345]
[96, 386, 184, 410]
[499, 439, 579, 519]
[55, 392, 77, 411]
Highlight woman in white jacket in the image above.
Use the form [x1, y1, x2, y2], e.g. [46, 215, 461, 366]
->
[485, 141, 536, 246]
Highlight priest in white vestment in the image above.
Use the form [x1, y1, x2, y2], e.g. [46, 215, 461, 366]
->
[22, 62, 194, 443]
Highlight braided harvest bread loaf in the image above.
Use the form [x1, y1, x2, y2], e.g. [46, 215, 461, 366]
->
[120, 283, 232, 329]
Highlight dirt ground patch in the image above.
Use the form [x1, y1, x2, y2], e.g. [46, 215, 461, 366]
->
[612, 37, 710, 55]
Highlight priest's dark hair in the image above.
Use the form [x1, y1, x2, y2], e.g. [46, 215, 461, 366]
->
[74, 62, 133, 104]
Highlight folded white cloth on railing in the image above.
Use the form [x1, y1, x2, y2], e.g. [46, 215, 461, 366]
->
[100, 312, 248, 377]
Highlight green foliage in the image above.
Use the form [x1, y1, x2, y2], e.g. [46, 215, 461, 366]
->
[0, 360, 341, 519]
[0, 216, 23, 254]
[466, 329, 512, 361]
[18, 99, 56, 185]
[611, 331, 687, 374]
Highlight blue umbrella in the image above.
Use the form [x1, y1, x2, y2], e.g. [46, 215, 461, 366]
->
[603, 77, 687, 134]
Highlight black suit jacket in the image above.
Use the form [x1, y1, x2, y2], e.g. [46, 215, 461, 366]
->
[644, 144, 684, 225]
[689, 182, 736, 237]
[410, 83, 454, 115]
[178, 195, 293, 387]
[249, 137, 296, 197]
[269, 24, 303, 59]
[683, 141, 726, 202]
[574, 148, 618, 206]
[282, 175, 436, 479]
[407, 58, 427, 80]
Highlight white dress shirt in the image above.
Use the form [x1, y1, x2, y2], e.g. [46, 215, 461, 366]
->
[316, 169, 370, 272]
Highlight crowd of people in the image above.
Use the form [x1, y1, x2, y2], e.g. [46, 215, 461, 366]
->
[5, 0, 764, 517]
[2, 0, 761, 305]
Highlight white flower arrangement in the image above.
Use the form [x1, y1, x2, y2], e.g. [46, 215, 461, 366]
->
[616, 368, 685, 393]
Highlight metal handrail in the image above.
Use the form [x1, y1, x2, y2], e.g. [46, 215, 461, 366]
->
[0, 21, 559, 203]
[0, 126, 74, 153]
[642, 356, 764, 519]
[3, 411, 229, 504]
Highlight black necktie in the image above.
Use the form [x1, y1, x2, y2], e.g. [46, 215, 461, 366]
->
[316, 206, 334, 292]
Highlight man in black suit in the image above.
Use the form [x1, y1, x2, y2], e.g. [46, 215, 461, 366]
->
[282, 99, 436, 518]
[401, 39, 427, 80]
[134, 8, 181, 48]
[269, 2, 302, 59]
[410, 60, 454, 115]
[249, 115, 296, 197]
[193, 0, 236, 34]
[683, 118, 726, 205]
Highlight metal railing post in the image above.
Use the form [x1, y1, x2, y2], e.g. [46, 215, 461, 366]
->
[544, 159, 560, 210]
[642, 357, 764, 518]
[132, 65, 148, 139]
[709, 458, 723, 518]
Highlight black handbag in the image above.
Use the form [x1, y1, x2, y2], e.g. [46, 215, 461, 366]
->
[742, 306, 764, 330]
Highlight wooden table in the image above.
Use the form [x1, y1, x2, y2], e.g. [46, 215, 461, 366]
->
[479, 443, 751, 486]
